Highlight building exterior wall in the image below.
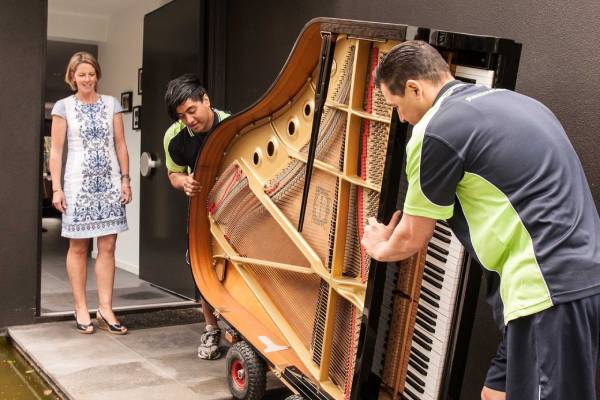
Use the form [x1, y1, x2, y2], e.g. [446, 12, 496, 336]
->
[0, 0, 47, 328]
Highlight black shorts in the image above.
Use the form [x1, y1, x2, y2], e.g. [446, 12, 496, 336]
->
[485, 293, 600, 399]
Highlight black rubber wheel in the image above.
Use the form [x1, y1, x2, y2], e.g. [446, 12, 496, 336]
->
[284, 395, 305, 400]
[226, 341, 267, 400]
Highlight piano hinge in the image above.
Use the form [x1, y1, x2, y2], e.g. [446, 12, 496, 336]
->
[347, 34, 388, 43]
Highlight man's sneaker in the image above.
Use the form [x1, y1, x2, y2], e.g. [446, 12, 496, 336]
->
[197, 329, 221, 360]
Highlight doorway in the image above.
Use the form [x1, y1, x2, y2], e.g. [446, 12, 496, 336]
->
[41, 1, 195, 317]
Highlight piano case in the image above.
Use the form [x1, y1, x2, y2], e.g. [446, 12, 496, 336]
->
[188, 18, 521, 400]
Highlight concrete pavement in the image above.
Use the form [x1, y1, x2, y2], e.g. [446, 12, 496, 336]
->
[8, 317, 290, 400]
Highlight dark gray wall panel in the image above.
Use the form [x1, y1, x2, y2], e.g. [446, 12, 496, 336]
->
[0, 0, 46, 328]
[328, 0, 600, 207]
[225, 1, 335, 112]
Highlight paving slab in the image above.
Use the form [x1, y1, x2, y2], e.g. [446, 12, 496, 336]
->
[8, 320, 291, 400]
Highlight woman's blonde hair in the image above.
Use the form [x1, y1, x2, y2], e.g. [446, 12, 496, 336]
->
[64, 52, 101, 91]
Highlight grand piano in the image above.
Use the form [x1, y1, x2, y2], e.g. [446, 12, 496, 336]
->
[188, 18, 521, 400]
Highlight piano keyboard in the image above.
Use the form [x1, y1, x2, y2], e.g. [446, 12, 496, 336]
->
[455, 65, 495, 88]
[402, 221, 465, 400]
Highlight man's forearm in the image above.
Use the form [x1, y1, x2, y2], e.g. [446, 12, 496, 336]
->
[168, 171, 187, 191]
[370, 234, 423, 262]
[365, 214, 435, 262]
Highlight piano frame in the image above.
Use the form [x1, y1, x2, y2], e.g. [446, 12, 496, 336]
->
[188, 17, 521, 400]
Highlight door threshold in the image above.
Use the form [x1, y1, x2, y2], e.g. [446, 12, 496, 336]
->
[38, 301, 199, 321]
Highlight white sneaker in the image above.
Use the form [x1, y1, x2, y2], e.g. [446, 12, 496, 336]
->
[197, 329, 221, 360]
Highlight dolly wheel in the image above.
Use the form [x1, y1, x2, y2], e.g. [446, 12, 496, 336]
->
[285, 395, 305, 400]
[226, 341, 266, 400]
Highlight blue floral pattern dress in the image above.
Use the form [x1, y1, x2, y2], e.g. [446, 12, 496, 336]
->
[52, 95, 128, 238]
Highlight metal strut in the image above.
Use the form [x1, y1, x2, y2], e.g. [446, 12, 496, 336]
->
[297, 32, 338, 232]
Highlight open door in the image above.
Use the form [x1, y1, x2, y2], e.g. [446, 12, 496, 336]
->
[139, 0, 206, 299]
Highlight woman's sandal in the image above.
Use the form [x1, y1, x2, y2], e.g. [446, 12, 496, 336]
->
[96, 308, 128, 335]
[74, 311, 94, 334]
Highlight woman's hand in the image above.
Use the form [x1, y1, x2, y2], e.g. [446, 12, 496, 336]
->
[121, 181, 132, 204]
[52, 190, 67, 213]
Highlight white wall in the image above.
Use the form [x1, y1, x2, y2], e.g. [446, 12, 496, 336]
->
[93, 1, 170, 274]
[48, 9, 108, 43]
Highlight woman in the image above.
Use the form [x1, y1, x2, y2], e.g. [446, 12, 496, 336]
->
[49, 52, 131, 335]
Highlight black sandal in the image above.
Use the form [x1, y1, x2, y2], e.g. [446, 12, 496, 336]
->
[74, 311, 94, 334]
[96, 308, 128, 335]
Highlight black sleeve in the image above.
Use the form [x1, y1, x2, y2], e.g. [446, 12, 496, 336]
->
[420, 135, 464, 206]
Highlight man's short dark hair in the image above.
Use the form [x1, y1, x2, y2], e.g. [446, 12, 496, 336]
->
[165, 74, 207, 121]
[375, 40, 450, 96]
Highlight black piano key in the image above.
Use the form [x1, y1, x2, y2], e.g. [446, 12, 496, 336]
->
[427, 249, 447, 263]
[416, 310, 436, 328]
[411, 346, 430, 363]
[416, 316, 436, 334]
[438, 220, 450, 228]
[407, 369, 426, 388]
[409, 354, 428, 373]
[432, 231, 451, 244]
[420, 291, 440, 309]
[405, 376, 425, 394]
[423, 267, 444, 284]
[418, 304, 437, 320]
[420, 285, 441, 301]
[425, 260, 445, 275]
[428, 241, 449, 256]
[413, 332, 432, 352]
[402, 387, 421, 400]
[410, 351, 429, 375]
[435, 223, 451, 235]
[422, 274, 442, 289]
[413, 326, 433, 345]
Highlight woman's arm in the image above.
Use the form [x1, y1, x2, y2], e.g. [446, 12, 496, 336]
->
[49, 115, 67, 213]
[113, 113, 132, 204]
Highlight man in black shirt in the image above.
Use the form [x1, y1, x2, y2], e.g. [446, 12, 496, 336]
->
[163, 74, 230, 360]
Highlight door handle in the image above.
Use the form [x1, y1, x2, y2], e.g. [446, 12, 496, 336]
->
[140, 152, 161, 177]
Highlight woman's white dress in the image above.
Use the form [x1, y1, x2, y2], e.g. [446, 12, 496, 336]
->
[52, 95, 128, 238]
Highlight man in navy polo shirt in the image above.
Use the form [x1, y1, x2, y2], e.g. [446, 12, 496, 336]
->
[361, 41, 600, 400]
